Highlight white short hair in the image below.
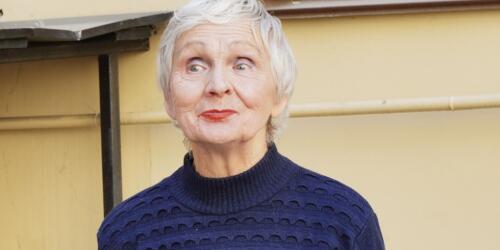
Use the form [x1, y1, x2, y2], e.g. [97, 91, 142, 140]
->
[157, 0, 297, 143]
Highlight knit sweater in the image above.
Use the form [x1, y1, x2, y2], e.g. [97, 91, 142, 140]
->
[97, 144, 385, 250]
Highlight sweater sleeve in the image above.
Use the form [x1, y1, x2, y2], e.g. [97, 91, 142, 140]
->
[353, 212, 385, 250]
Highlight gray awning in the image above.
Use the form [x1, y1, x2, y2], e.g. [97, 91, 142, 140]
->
[0, 12, 172, 63]
[0, 12, 171, 42]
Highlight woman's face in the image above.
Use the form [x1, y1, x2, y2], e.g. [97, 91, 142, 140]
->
[166, 20, 286, 146]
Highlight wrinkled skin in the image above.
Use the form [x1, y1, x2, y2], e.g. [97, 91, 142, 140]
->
[164, 20, 287, 177]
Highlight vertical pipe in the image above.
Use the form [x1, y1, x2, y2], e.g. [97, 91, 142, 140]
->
[98, 54, 123, 216]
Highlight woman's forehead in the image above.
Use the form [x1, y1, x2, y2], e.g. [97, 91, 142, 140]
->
[175, 21, 263, 53]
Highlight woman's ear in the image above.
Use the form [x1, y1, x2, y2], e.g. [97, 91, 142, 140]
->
[271, 96, 288, 117]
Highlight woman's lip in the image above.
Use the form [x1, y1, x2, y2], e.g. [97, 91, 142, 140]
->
[200, 109, 237, 121]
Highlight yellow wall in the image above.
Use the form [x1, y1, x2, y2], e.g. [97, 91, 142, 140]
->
[0, 0, 187, 21]
[1, 4, 500, 250]
[0, 58, 103, 249]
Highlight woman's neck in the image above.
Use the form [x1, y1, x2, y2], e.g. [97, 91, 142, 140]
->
[190, 134, 268, 178]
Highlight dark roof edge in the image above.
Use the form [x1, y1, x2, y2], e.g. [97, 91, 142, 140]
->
[266, 0, 500, 19]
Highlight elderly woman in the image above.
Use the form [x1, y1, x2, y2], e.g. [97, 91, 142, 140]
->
[97, 0, 384, 249]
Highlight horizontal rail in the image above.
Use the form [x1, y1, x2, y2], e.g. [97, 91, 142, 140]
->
[1, 94, 499, 131]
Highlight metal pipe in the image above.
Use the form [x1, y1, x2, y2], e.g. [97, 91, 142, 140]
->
[290, 94, 500, 117]
[1, 94, 499, 131]
[0, 113, 99, 130]
[121, 111, 170, 125]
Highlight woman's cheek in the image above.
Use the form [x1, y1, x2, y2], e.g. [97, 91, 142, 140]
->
[171, 77, 206, 108]
[234, 76, 274, 109]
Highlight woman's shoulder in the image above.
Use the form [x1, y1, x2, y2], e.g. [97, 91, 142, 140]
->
[96, 174, 175, 245]
[293, 165, 385, 249]
[286, 164, 385, 249]
[284, 160, 378, 232]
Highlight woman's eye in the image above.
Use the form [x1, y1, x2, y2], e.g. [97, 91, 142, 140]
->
[234, 57, 254, 71]
[234, 62, 252, 71]
[188, 64, 204, 73]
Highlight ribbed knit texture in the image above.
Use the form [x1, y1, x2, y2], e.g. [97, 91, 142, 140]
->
[97, 145, 385, 250]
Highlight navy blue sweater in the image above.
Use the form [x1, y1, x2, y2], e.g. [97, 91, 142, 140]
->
[97, 145, 385, 250]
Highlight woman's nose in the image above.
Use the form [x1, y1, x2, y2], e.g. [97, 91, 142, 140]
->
[206, 66, 232, 97]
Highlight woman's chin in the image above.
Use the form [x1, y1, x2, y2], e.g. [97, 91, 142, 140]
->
[191, 129, 254, 147]
[198, 132, 242, 146]
[183, 120, 265, 146]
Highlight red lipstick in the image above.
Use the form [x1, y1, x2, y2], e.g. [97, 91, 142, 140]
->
[200, 109, 237, 122]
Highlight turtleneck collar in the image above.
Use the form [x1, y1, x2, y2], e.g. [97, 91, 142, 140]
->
[169, 143, 300, 215]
